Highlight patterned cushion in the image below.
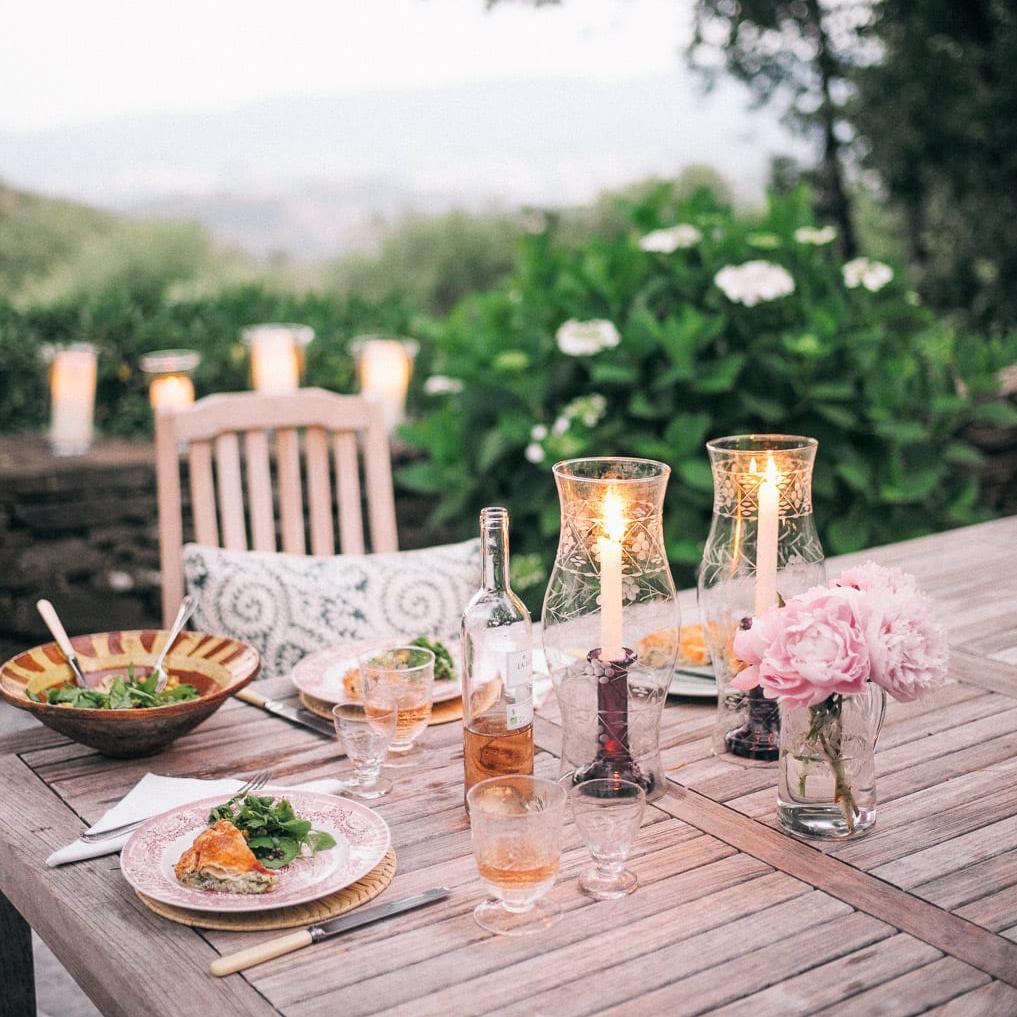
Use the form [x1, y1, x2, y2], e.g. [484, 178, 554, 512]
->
[183, 539, 480, 679]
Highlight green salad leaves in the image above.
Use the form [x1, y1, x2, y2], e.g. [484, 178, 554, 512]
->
[208, 794, 338, 869]
[26, 665, 199, 710]
[410, 636, 456, 682]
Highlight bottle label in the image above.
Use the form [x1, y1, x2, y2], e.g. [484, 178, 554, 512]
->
[506, 700, 533, 731]
[505, 650, 531, 690]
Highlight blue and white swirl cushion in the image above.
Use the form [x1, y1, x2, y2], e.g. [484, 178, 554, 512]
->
[183, 539, 480, 679]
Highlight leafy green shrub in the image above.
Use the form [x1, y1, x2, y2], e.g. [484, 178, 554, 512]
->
[401, 185, 1013, 603]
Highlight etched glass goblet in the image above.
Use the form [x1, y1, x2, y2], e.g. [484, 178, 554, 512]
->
[569, 778, 646, 899]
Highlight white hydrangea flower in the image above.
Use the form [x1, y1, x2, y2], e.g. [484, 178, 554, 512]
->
[530, 423, 548, 441]
[552, 416, 570, 437]
[714, 261, 796, 307]
[525, 442, 546, 464]
[423, 375, 464, 395]
[843, 257, 894, 292]
[638, 224, 702, 253]
[794, 225, 837, 245]
[555, 318, 621, 356]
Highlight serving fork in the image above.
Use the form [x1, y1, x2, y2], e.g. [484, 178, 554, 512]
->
[79, 768, 273, 843]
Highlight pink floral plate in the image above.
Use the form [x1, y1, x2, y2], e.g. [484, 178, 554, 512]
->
[120, 788, 390, 913]
[291, 637, 463, 706]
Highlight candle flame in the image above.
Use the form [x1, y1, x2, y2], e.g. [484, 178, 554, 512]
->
[749, 456, 758, 475]
[602, 487, 626, 543]
[763, 453, 780, 486]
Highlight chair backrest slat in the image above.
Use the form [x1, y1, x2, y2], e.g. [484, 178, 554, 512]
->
[305, 426, 335, 556]
[334, 432, 365, 554]
[214, 432, 247, 550]
[244, 430, 275, 552]
[189, 441, 219, 546]
[157, 388, 398, 625]
[362, 403, 399, 553]
[275, 428, 305, 555]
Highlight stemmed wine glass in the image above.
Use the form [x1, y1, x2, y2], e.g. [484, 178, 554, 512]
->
[359, 646, 435, 759]
[467, 775, 567, 936]
[332, 690, 398, 799]
[569, 778, 646, 899]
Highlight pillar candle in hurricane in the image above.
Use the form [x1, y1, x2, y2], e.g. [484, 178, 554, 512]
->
[597, 487, 626, 661]
[753, 454, 780, 618]
[49, 344, 97, 456]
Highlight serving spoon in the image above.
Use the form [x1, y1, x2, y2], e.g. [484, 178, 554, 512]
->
[153, 595, 196, 692]
[36, 599, 89, 689]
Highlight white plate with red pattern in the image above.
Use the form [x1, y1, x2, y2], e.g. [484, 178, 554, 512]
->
[290, 637, 463, 706]
[120, 788, 390, 912]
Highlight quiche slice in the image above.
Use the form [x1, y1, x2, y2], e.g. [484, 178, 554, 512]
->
[174, 819, 279, 894]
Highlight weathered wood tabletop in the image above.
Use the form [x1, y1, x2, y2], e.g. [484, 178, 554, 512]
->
[2, 517, 1017, 1017]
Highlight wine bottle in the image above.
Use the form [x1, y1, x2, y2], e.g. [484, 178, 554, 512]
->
[461, 506, 535, 808]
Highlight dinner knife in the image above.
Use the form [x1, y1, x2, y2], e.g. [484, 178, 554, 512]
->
[210, 887, 451, 976]
[234, 687, 335, 737]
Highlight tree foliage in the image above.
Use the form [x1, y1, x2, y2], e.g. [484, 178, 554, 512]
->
[852, 0, 1017, 332]
[689, 0, 877, 257]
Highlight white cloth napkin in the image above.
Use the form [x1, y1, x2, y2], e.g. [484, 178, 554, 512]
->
[46, 773, 344, 867]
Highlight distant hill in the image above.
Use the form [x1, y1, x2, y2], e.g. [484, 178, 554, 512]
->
[0, 182, 115, 294]
[0, 73, 791, 258]
[0, 181, 244, 305]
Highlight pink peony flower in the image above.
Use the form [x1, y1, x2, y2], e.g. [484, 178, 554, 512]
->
[837, 561, 949, 700]
[731, 586, 871, 708]
[836, 561, 917, 598]
[857, 593, 948, 703]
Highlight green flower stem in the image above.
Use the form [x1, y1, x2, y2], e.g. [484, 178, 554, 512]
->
[802, 694, 859, 833]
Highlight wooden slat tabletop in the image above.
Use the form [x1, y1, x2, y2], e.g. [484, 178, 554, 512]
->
[2, 516, 1017, 1017]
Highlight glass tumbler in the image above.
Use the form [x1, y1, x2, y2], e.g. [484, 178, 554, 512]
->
[332, 693, 398, 799]
[569, 778, 646, 899]
[467, 775, 567, 936]
[359, 646, 435, 754]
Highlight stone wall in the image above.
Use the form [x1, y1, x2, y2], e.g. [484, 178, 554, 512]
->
[0, 436, 449, 662]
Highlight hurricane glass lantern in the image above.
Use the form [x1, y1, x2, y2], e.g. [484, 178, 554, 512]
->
[139, 350, 200, 414]
[351, 336, 418, 433]
[542, 458, 679, 801]
[46, 343, 98, 456]
[241, 323, 314, 394]
[698, 435, 825, 762]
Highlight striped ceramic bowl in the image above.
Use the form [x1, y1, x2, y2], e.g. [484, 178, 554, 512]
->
[0, 630, 260, 757]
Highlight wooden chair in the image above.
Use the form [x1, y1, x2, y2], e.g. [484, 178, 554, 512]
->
[155, 388, 398, 626]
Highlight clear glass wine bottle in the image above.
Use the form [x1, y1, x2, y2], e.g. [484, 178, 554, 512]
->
[461, 507, 535, 808]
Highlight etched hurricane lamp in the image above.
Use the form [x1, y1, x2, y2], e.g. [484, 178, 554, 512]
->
[542, 458, 679, 802]
[698, 436, 825, 762]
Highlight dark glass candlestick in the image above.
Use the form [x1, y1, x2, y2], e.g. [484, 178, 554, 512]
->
[573, 648, 654, 795]
[724, 685, 780, 761]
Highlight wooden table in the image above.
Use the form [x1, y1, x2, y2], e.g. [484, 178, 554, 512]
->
[3, 517, 1017, 1017]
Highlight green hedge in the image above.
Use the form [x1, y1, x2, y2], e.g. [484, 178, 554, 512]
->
[0, 284, 428, 436]
[399, 186, 1016, 600]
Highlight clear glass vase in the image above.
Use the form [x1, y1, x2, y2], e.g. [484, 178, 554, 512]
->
[778, 684, 886, 839]
[698, 435, 825, 762]
[542, 458, 679, 802]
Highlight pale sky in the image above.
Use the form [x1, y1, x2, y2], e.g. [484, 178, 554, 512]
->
[0, 0, 690, 131]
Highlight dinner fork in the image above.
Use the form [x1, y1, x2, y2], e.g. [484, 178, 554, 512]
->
[79, 768, 273, 843]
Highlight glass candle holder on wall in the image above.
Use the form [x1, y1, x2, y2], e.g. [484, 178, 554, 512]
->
[46, 343, 98, 456]
[698, 435, 825, 763]
[542, 458, 679, 801]
[140, 350, 200, 414]
[352, 336, 418, 433]
[241, 323, 314, 394]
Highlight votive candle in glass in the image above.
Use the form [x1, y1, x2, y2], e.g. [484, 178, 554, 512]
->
[140, 350, 200, 414]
